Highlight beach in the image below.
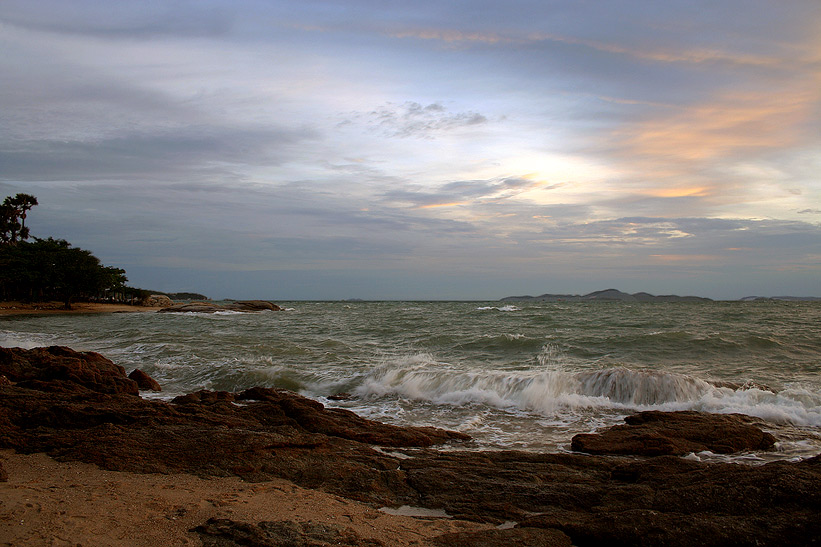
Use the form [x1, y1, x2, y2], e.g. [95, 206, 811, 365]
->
[0, 302, 157, 316]
[0, 451, 491, 547]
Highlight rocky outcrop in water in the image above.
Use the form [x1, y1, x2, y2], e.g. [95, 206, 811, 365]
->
[1, 345, 820, 546]
[158, 300, 282, 313]
[570, 410, 777, 456]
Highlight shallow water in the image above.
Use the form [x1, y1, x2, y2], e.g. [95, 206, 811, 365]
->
[2, 300, 820, 461]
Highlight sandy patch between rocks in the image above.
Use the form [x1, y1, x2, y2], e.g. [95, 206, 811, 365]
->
[0, 451, 490, 546]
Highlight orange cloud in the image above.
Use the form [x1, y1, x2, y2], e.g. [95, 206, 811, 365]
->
[416, 201, 465, 209]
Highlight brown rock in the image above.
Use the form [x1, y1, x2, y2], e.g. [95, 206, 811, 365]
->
[570, 410, 776, 456]
[142, 294, 174, 307]
[128, 369, 162, 391]
[158, 300, 282, 313]
[0, 460, 7, 482]
[192, 518, 385, 547]
[431, 527, 572, 547]
[0, 346, 138, 395]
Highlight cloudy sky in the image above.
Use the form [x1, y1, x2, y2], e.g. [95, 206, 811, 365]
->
[1, 1, 819, 300]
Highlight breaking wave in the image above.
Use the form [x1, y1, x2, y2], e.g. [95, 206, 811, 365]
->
[355, 358, 821, 427]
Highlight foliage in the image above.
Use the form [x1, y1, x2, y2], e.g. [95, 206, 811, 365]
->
[0, 238, 130, 308]
[0, 194, 141, 309]
[0, 193, 38, 246]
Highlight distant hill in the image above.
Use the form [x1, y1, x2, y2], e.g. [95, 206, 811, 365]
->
[739, 296, 821, 302]
[501, 289, 712, 303]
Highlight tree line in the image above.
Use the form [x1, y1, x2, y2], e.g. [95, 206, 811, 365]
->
[0, 193, 150, 309]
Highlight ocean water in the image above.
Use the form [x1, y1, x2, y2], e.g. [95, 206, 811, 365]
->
[2, 300, 820, 462]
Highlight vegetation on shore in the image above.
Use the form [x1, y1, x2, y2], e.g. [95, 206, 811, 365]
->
[0, 193, 151, 309]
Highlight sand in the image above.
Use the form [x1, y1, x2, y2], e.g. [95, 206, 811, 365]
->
[0, 451, 491, 546]
[0, 302, 158, 316]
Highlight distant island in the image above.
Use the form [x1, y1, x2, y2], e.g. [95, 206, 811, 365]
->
[501, 289, 820, 303]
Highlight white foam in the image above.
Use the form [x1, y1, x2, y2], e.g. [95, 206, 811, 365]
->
[355, 358, 821, 427]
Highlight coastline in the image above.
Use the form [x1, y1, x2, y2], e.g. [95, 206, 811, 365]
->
[0, 301, 158, 316]
[2, 346, 820, 546]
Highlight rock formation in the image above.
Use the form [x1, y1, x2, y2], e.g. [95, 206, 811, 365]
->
[142, 294, 174, 307]
[158, 300, 282, 313]
[570, 410, 776, 456]
[128, 368, 162, 391]
[1, 345, 820, 546]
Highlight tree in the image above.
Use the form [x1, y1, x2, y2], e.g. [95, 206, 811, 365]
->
[0, 193, 38, 246]
[0, 238, 131, 308]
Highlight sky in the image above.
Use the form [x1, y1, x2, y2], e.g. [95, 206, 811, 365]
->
[1, 0, 820, 300]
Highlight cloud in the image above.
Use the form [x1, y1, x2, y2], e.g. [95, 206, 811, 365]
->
[380, 176, 550, 209]
[0, 125, 318, 182]
[348, 101, 489, 139]
[0, 1, 234, 39]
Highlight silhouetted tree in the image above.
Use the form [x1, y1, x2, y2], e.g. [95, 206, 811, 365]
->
[0, 193, 38, 246]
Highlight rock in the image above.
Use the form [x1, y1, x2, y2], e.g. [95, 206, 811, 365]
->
[142, 294, 174, 307]
[431, 528, 572, 547]
[0, 346, 138, 395]
[328, 392, 353, 401]
[128, 369, 162, 391]
[230, 300, 282, 312]
[158, 300, 282, 313]
[0, 460, 7, 482]
[235, 386, 469, 447]
[192, 518, 385, 547]
[0, 374, 11, 386]
[570, 410, 777, 456]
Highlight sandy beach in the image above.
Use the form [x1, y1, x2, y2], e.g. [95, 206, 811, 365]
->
[0, 302, 157, 316]
[0, 451, 490, 547]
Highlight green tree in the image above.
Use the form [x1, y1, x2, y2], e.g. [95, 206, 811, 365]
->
[0, 238, 131, 308]
[0, 193, 38, 246]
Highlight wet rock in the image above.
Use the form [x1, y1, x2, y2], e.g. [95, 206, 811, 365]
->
[236, 386, 469, 447]
[128, 369, 162, 391]
[570, 410, 776, 456]
[192, 518, 385, 547]
[158, 300, 282, 313]
[0, 346, 138, 395]
[328, 392, 353, 401]
[431, 527, 572, 546]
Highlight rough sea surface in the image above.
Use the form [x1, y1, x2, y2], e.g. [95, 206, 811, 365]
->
[2, 300, 820, 462]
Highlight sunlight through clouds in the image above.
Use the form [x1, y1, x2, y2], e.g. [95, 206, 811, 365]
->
[1, 0, 819, 299]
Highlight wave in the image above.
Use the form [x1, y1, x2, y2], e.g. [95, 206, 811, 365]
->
[476, 305, 520, 312]
[355, 358, 821, 427]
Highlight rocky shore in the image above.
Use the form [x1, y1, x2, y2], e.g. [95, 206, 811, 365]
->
[1, 346, 819, 546]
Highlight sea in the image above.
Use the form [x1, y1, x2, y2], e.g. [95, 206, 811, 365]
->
[2, 300, 820, 463]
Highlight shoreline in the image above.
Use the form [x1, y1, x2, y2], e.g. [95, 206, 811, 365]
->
[0, 301, 158, 316]
[3, 346, 820, 546]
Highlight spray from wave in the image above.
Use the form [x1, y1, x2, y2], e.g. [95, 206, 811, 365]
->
[354, 348, 821, 427]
